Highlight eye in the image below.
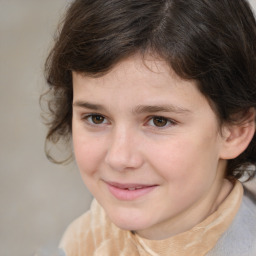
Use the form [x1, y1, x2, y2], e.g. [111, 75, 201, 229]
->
[84, 114, 107, 125]
[148, 116, 175, 128]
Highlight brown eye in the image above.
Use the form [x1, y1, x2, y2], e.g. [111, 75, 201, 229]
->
[90, 115, 105, 124]
[152, 116, 168, 127]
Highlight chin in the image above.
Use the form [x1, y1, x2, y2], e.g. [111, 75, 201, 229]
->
[107, 209, 151, 232]
[113, 220, 149, 233]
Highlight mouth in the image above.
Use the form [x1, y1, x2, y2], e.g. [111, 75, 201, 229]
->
[105, 181, 158, 201]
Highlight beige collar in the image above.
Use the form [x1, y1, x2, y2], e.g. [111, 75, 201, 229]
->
[132, 181, 243, 256]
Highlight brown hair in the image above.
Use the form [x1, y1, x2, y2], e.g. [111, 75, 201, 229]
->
[43, 0, 256, 179]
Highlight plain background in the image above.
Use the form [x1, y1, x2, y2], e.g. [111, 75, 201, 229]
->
[0, 0, 256, 255]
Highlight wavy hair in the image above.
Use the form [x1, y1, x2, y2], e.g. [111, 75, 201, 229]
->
[43, 0, 256, 179]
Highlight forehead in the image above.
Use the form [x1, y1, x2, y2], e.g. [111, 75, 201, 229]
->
[73, 54, 194, 92]
[73, 54, 199, 99]
[73, 54, 201, 100]
[72, 55, 219, 126]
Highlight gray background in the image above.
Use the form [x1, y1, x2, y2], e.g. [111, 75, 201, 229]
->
[0, 1, 256, 255]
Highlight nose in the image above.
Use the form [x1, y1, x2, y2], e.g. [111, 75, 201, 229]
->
[105, 127, 144, 172]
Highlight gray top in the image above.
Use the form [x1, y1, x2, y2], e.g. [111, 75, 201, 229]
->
[208, 186, 256, 256]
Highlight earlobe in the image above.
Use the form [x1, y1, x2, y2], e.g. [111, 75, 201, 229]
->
[220, 109, 256, 160]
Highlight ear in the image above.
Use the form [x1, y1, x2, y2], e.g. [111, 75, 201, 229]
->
[220, 109, 256, 160]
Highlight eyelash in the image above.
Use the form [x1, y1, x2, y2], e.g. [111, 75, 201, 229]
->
[82, 113, 109, 126]
[146, 116, 177, 128]
[81, 113, 177, 128]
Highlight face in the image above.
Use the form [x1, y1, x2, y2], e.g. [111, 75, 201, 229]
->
[72, 55, 229, 240]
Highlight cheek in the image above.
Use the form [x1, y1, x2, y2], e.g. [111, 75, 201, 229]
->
[72, 133, 106, 176]
[149, 141, 217, 211]
[148, 135, 218, 186]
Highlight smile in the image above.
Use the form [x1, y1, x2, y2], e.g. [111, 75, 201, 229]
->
[105, 181, 158, 201]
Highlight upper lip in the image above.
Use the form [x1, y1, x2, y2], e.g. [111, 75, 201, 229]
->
[105, 181, 157, 189]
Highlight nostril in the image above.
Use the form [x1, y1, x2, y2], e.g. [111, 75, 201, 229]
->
[105, 146, 143, 171]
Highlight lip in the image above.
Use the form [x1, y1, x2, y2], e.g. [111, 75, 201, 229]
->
[105, 181, 158, 201]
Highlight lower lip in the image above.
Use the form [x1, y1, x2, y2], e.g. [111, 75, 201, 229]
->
[107, 184, 157, 201]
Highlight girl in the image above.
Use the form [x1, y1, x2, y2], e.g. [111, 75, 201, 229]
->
[44, 0, 256, 255]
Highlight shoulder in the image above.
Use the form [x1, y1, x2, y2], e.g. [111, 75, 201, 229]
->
[59, 199, 137, 256]
[59, 203, 94, 256]
[208, 184, 256, 256]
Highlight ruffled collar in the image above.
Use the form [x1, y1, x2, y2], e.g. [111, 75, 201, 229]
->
[131, 181, 243, 256]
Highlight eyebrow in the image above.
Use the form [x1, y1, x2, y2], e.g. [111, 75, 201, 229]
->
[73, 101, 191, 114]
[133, 105, 191, 115]
[73, 101, 104, 111]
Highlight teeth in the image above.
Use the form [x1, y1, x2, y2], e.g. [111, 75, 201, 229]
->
[127, 187, 143, 191]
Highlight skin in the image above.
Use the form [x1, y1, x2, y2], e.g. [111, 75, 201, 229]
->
[72, 54, 233, 240]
